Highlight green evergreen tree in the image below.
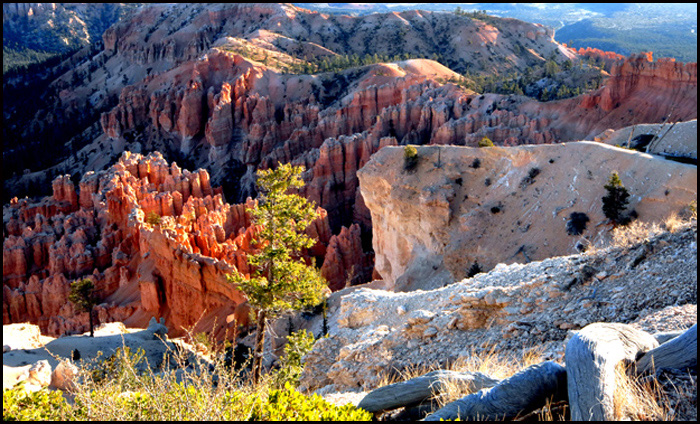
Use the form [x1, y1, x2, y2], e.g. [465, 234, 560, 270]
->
[69, 279, 99, 337]
[227, 163, 326, 384]
[467, 261, 483, 278]
[544, 59, 560, 77]
[403, 145, 419, 172]
[602, 171, 631, 226]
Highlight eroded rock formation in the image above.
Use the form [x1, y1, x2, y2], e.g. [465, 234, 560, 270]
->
[3, 152, 361, 338]
[4, 5, 698, 308]
[576, 53, 697, 126]
[92, 49, 696, 245]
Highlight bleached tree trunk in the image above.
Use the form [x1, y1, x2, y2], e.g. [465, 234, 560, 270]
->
[565, 323, 658, 421]
[357, 370, 500, 414]
[424, 361, 567, 421]
[637, 323, 697, 374]
[412, 322, 695, 422]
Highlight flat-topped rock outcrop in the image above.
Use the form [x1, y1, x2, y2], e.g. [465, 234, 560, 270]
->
[359, 142, 697, 291]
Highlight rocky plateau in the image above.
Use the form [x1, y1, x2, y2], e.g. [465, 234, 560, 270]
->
[359, 142, 697, 291]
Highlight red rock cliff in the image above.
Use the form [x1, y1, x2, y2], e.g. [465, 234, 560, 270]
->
[3, 152, 349, 338]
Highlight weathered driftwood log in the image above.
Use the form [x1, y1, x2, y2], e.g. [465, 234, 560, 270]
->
[637, 324, 697, 374]
[423, 361, 567, 421]
[651, 329, 686, 345]
[390, 400, 440, 421]
[565, 323, 658, 421]
[357, 370, 499, 414]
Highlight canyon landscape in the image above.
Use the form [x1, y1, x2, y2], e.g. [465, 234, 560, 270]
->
[3, 3, 697, 421]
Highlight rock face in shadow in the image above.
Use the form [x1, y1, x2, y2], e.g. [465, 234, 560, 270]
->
[320, 224, 373, 291]
[594, 119, 697, 160]
[3, 152, 360, 338]
[358, 143, 697, 291]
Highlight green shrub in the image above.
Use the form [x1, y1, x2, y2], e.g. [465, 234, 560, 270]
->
[193, 331, 216, 353]
[274, 329, 316, 388]
[467, 262, 483, 278]
[478, 137, 494, 147]
[91, 346, 147, 387]
[3, 384, 71, 421]
[250, 382, 372, 421]
[566, 212, 590, 236]
[403, 145, 419, 172]
[3, 340, 371, 421]
[146, 212, 162, 226]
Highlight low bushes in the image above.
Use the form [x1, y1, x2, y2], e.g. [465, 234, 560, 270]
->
[478, 137, 494, 148]
[3, 383, 71, 421]
[3, 330, 371, 421]
[403, 145, 419, 172]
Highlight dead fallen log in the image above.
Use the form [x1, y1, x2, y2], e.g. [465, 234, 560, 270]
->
[637, 323, 697, 374]
[565, 323, 659, 421]
[423, 361, 567, 421]
[357, 369, 499, 414]
[651, 329, 686, 345]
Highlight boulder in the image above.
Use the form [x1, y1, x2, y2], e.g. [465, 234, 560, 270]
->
[50, 361, 79, 391]
[26, 360, 53, 389]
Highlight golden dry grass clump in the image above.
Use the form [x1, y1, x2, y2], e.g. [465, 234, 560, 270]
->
[3, 328, 371, 421]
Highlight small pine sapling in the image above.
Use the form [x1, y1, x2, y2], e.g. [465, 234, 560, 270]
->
[602, 171, 631, 226]
[69, 279, 99, 337]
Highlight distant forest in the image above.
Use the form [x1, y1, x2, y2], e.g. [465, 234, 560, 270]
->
[557, 19, 697, 63]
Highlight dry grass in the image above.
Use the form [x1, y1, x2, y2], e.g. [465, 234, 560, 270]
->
[661, 370, 698, 421]
[586, 213, 696, 257]
[370, 342, 695, 422]
[513, 398, 569, 421]
[66, 329, 262, 420]
[373, 343, 547, 412]
[10, 323, 372, 421]
[613, 363, 672, 421]
[685, 200, 698, 220]
[433, 345, 546, 409]
[663, 213, 684, 233]
[373, 361, 438, 390]
[610, 220, 665, 249]
[450, 344, 545, 380]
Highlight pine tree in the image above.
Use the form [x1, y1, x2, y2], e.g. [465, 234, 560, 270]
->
[544, 59, 560, 77]
[602, 171, 630, 226]
[69, 279, 99, 337]
[467, 262, 483, 278]
[227, 163, 326, 384]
